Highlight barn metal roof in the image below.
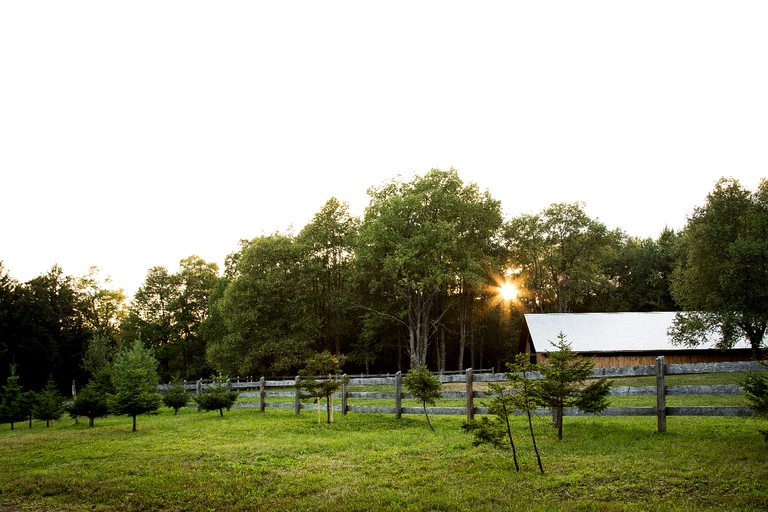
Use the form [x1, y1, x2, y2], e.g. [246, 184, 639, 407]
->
[523, 312, 752, 353]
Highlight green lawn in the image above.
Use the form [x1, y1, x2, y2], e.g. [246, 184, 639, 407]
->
[1, 407, 766, 511]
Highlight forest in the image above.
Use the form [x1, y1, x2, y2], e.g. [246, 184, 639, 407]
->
[1, 169, 766, 393]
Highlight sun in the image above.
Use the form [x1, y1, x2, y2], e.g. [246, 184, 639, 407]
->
[499, 282, 518, 301]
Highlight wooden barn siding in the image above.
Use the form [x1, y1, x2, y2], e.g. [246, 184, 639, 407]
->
[536, 350, 754, 368]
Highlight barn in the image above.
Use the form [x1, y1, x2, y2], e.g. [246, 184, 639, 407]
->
[519, 312, 754, 368]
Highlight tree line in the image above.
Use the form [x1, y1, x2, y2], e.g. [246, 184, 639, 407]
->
[1, 169, 766, 396]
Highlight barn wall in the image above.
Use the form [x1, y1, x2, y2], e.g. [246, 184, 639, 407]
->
[535, 350, 754, 368]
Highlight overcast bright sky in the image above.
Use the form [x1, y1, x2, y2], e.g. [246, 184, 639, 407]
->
[1, 1, 766, 296]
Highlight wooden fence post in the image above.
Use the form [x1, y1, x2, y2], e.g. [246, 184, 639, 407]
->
[656, 356, 666, 433]
[196, 378, 203, 396]
[395, 371, 402, 419]
[259, 377, 266, 412]
[294, 375, 301, 415]
[341, 374, 348, 416]
[466, 368, 474, 422]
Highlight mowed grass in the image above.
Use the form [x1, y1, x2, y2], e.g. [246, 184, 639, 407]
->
[1, 405, 767, 512]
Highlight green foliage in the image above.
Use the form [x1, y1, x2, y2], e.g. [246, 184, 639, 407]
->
[121, 257, 218, 381]
[403, 366, 442, 431]
[536, 333, 611, 440]
[296, 351, 345, 424]
[741, 362, 768, 440]
[462, 416, 506, 448]
[110, 341, 162, 431]
[0, 365, 26, 430]
[82, 334, 117, 378]
[32, 377, 65, 427]
[505, 202, 617, 313]
[670, 178, 768, 355]
[206, 234, 317, 376]
[194, 376, 238, 417]
[356, 168, 504, 368]
[600, 229, 679, 312]
[67, 380, 111, 427]
[162, 377, 190, 415]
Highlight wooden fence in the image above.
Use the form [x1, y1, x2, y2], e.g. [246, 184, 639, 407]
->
[165, 357, 765, 433]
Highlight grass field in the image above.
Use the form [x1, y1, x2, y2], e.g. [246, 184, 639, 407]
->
[1, 404, 767, 512]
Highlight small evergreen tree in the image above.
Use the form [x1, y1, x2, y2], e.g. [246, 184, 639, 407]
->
[536, 333, 611, 440]
[17, 390, 38, 429]
[742, 361, 768, 440]
[462, 416, 507, 448]
[67, 380, 111, 427]
[0, 364, 26, 430]
[506, 353, 544, 473]
[462, 380, 521, 471]
[296, 351, 344, 424]
[403, 366, 442, 432]
[195, 376, 238, 417]
[33, 377, 65, 427]
[110, 340, 162, 432]
[162, 376, 190, 415]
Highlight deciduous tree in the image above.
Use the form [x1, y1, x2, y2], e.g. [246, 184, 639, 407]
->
[207, 234, 317, 376]
[505, 203, 616, 313]
[670, 178, 768, 356]
[356, 169, 502, 369]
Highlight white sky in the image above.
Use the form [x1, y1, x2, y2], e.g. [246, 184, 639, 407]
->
[1, 1, 766, 296]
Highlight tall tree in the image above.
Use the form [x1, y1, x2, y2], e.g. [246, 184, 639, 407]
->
[297, 198, 359, 356]
[123, 257, 218, 381]
[505, 203, 616, 313]
[76, 266, 127, 339]
[356, 169, 502, 369]
[173, 256, 219, 379]
[600, 229, 679, 312]
[122, 266, 178, 376]
[207, 233, 318, 376]
[19, 266, 91, 389]
[669, 178, 768, 356]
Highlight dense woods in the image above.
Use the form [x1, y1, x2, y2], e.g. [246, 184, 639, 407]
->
[1, 170, 765, 394]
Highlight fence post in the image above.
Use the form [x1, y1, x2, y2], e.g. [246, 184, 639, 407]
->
[466, 368, 474, 422]
[395, 371, 402, 419]
[196, 378, 203, 396]
[294, 375, 301, 415]
[259, 376, 266, 412]
[656, 356, 666, 433]
[341, 374, 348, 416]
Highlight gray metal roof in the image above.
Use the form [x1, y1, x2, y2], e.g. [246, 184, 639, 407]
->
[523, 312, 752, 353]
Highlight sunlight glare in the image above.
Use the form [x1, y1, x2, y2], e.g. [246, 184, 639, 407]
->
[499, 282, 518, 301]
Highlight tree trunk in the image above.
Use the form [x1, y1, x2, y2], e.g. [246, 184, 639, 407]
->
[423, 402, 434, 432]
[132, 415, 137, 432]
[555, 406, 564, 440]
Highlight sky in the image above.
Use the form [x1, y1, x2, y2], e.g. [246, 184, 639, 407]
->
[1, 1, 767, 297]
